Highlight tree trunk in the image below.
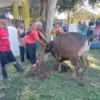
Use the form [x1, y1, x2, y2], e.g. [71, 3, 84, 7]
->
[46, 0, 57, 41]
[39, 0, 48, 34]
[37, 0, 57, 62]
[22, 0, 30, 27]
[67, 11, 70, 32]
[39, 0, 57, 39]
[37, 0, 48, 61]
[68, 11, 70, 24]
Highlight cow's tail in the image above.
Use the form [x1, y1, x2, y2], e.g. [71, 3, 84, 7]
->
[86, 35, 100, 48]
[78, 40, 90, 57]
[78, 35, 93, 57]
[79, 35, 100, 56]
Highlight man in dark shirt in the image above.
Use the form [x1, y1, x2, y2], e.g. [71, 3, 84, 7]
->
[0, 13, 24, 81]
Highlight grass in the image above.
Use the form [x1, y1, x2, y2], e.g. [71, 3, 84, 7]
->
[1, 49, 100, 100]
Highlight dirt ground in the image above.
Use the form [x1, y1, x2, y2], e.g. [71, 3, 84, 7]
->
[29, 62, 71, 80]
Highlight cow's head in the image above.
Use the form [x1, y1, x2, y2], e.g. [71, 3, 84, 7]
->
[44, 41, 53, 54]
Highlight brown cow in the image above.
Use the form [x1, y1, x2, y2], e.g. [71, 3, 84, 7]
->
[45, 32, 90, 78]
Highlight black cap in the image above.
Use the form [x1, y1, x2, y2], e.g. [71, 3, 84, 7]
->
[0, 13, 7, 19]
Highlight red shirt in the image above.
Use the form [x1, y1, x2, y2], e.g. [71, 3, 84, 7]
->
[0, 27, 10, 51]
[25, 30, 38, 44]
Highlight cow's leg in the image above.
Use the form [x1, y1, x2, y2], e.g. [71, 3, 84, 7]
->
[81, 55, 89, 76]
[58, 63, 62, 72]
[70, 58, 79, 78]
[54, 54, 59, 71]
[85, 55, 89, 66]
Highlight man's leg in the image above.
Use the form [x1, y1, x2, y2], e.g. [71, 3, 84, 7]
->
[0, 64, 5, 98]
[1, 65, 11, 81]
[0, 63, 2, 81]
[8, 51, 24, 72]
[0, 52, 11, 81]
[0, 54, 5, 98]
[27, 44, 36, 67]
[26, 43, 30, 60]
[19, 46, 25, 62]
[36, 43, 44, 61]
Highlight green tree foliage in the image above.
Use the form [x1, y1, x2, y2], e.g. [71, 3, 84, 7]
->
[89, 0, 100, 6]
[29, 0, 39, 21]
[57, 0, 78, 12]
[71, 9, 97, 23]
[57, 0, 100, 12]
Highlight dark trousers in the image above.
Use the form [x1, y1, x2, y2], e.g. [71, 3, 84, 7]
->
[19, 46, 25, 62]
[0, 51, 16, 67]
[87, 30, 93, 41]
[26, 43, 36, 65]
[26, 46, 30, 60]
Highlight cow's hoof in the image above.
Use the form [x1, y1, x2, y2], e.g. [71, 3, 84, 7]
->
[58, 71, 62, 73]
[71, 74, 77, 78]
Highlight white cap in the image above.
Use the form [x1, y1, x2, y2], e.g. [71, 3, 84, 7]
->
[36, 21, 43, 27]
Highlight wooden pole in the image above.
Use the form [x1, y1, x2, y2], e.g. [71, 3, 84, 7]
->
[22, 0, 30, 27]
[12, 4, 19, 19]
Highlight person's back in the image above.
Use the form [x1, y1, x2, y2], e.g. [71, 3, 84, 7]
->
[81, 22, 88, 38]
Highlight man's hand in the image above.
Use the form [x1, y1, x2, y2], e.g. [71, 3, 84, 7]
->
[25, 28, 33, 35]
[44, 40, 48, 45]
[35, 37, 46, 47]
[38, 32, 47, 42]
[42, 43, 46, 47]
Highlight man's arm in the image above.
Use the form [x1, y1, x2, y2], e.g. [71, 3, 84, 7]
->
[19, 27, 33, 38]
[20, 31, 25, 38]
[38, 32, 48, 43]
[17, 30, 25, 46]
[17, 30, 22, 43]
[35, 37, 46, 47]
[25, 28, 33, 35]
[59, 28, 66, 34]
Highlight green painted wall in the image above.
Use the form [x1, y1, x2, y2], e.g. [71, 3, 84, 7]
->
[12, 4, 19, 19]
[22, 0, 30, 27]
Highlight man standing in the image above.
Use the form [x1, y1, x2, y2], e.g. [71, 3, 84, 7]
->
[0, 13, 24, 81]
[25, 22, 47, 68]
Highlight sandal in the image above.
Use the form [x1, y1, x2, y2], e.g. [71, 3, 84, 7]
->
[37, 60, 40, 63]
[32, 64, 37, 68]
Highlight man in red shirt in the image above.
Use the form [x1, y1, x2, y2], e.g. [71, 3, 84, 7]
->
[25, 22, 47, 68]
[0, 13, 24, 81]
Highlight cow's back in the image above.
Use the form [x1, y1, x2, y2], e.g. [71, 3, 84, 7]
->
[52, 33, 87, 58]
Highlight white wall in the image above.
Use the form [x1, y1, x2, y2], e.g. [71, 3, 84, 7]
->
[8, 26, 20, 57]
[69, 24, 78, 32]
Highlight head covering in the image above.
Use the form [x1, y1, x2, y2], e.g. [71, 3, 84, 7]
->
[0, 13, 7, 19]
[36, 22, 43, 27]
